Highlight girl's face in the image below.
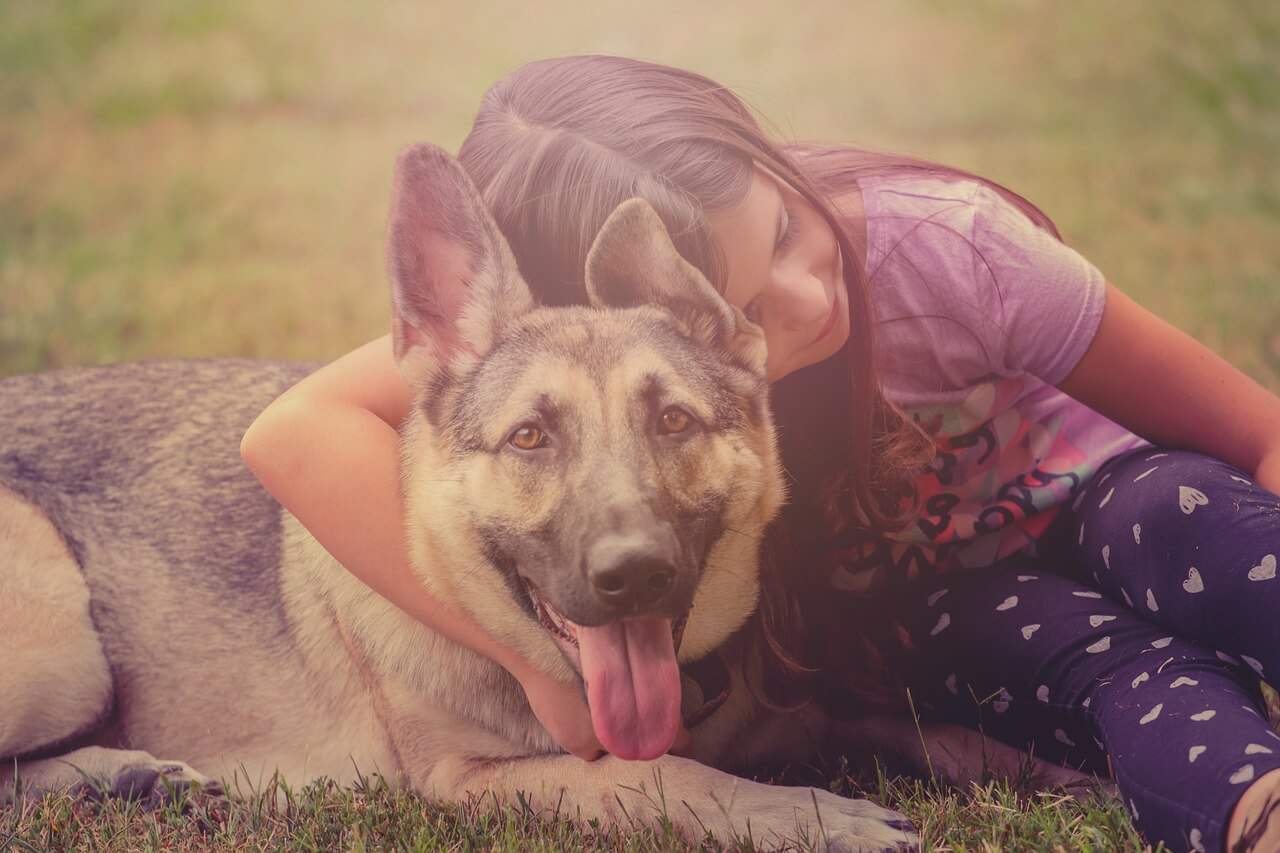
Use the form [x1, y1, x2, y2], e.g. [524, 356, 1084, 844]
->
[708, 168, 850, 382]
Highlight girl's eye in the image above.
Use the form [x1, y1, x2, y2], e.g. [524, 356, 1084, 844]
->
[775, 203, 800, 252]
[658, 407, 693, 436]
[743, 299, 763, 323]
[508, 424, 547, 450]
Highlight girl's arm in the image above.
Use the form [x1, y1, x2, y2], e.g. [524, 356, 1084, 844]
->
[1057, 283, 1280, 492]
[240, 334, 604, 760]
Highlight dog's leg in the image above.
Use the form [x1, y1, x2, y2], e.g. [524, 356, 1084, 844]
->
[0, 486, 113, 757]
[1, 746, 221, 805]
[427, 751, 917, 851]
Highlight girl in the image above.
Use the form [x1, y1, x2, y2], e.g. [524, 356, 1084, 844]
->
[241, 55, 1280, 851]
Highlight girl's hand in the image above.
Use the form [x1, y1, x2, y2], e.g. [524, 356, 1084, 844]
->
[512, 663, 606, 760]
[670, 722, 694, 757]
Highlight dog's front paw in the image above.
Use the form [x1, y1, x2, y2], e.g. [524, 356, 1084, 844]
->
[729, 785, 916, 852]
[804, 788, 918, 852]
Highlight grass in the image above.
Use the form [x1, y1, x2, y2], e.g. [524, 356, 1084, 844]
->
[2, 1, 1278, 849]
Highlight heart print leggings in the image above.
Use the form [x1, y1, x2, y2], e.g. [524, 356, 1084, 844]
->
[881, 448, 1280, 852]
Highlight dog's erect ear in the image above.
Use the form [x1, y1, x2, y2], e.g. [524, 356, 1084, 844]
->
[386, 143, 534, 387]
[584, 199, 766, 373]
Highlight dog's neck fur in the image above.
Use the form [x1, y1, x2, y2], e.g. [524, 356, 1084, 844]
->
[279, 512, 559, 755]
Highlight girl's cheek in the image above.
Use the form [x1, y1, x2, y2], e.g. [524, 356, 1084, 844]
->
[796, 280, 831, 328]
[772, 275, 824, 329]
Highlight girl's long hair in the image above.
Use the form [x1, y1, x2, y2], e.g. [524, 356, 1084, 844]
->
[457, 55, 1058, 710]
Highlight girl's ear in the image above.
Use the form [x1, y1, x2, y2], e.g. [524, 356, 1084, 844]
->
[584, 198, 767, 374]
[385, 143, 534, 388]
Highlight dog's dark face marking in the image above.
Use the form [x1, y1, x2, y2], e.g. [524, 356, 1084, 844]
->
[386, 143, 781, 671]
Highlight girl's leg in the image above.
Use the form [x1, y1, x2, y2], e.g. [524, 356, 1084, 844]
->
[887, 561, 1280, 853]
[1070, 448, 1280, 849]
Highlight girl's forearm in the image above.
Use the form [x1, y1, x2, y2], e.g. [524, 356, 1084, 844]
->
[240, 398, 532, 680]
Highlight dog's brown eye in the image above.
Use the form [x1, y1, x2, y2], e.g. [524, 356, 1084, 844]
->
[659, 407, 692, 435]
[509, 425, 546, 450]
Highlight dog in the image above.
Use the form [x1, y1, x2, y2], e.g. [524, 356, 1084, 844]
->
[0, 143, 932, 850]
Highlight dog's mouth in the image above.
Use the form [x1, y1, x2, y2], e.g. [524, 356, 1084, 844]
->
[520, 576, 689, 660]
[520, 575, 687, 761]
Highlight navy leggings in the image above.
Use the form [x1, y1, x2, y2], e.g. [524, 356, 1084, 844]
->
[871, 448, 1280, 852]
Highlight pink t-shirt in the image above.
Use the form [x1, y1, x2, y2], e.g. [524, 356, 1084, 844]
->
[828, 176, 1149, 593]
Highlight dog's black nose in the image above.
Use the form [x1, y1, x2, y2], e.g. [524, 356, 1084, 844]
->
[589, 552, 677, 610]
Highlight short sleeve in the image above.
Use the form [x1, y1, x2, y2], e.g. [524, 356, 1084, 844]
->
[970, 185, 1107, 385]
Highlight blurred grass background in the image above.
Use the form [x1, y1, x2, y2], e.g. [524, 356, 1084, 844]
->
[1, 0, 1277, 386]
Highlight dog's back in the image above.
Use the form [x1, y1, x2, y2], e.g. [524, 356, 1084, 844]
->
[0, 358, 309, 615]
[0, 360, 380, 782]
[1, 359, 307, 602]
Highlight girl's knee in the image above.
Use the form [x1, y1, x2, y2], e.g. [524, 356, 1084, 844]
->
[1076, 448, 1268, 550]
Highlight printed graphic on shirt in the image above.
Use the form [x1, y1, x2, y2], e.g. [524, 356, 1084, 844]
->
[829, 376, 1095, 593]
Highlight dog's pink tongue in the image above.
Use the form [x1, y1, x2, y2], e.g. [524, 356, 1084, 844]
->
[576, 617, 681, 761]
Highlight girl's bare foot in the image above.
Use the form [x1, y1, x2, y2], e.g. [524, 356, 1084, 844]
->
[1229, 767, 1280, 851]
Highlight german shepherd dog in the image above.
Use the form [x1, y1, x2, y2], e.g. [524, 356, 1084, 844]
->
[0, 145, 923, 850]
